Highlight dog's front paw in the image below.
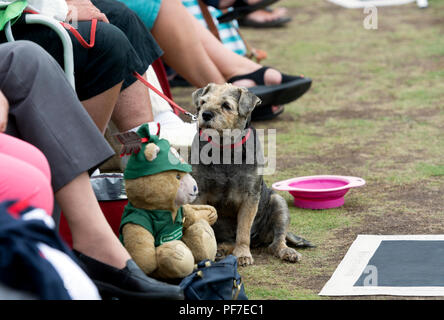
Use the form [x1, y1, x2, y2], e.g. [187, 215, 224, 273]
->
[233, 245, 254, 266]
[279, 247, 302, 263]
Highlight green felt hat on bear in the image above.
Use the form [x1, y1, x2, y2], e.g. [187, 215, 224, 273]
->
[123, 123, 191, 180]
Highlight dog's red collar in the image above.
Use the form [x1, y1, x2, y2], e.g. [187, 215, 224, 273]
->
[199, 128, 252, 149]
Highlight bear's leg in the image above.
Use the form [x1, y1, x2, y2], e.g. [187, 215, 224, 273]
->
[154, 240, 194, 279]
[121, 223, 157, 274]
[182, 220, 217, 262]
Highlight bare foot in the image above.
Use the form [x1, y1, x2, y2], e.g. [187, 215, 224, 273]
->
[245, 7, 290, 23]
[230, 67, 283, 88]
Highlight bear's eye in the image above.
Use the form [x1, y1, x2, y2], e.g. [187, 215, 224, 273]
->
[176, 174, 181, 180]
[222, 102, 231, 111]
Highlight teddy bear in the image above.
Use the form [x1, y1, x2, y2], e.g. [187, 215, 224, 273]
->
[117, 123, 218, 279]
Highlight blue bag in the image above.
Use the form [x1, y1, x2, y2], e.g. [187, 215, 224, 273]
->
[179, 255, 248, 300]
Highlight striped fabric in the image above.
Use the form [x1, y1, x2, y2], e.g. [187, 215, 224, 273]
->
[182, 0, 247, 56]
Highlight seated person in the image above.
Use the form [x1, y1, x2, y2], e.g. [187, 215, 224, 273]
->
[0, 40, 183, 300]
[119, 0, 312, 109]
[1, 0, 194, 147]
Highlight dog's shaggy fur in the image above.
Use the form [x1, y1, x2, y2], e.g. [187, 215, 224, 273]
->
[190, 83, 312, 266]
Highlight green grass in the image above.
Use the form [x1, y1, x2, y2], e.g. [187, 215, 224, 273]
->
[416, 163, 444, 177]
[172, 0, 444, 300]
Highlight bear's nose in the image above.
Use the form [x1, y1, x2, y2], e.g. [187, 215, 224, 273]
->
[202, 111, 214, 122]
[193, 185, 198, 193]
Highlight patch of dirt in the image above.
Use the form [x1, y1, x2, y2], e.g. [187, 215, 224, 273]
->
[401, 16, 444, 31]
[407, 106, 443, 120]
[301, 107, 396, 124]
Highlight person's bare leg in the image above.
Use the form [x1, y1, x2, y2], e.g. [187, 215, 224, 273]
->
[190, 14, 283, 87]
[56, 172, 130, 269]
[151, 0, 225, 87]
[111, 73, 154, 132]
[81, 83, 123, 134]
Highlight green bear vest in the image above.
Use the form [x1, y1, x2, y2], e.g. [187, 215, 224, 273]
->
[119, 202, 184, 247]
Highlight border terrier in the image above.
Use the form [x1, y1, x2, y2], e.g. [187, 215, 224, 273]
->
[190, 83, 313, 266]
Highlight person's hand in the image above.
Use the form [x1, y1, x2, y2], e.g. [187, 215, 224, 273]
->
[0, 90, 9, 132]
[66, 0, 109, 23]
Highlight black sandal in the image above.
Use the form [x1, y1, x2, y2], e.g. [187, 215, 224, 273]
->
[238, 15, 292, 28]
[251, 105, 285, 121]
[228, 66, 312, 106]
[217, 0, 280, 23]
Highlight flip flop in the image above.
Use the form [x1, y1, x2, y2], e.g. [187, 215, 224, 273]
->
[228, 66, 312, 106]
[251, 105, 285, 121]
[217, 0, 280, 23]
[238, 15, 292, 28]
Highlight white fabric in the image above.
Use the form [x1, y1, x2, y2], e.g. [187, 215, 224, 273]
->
[146, 65, 198, 150]
[37, 243, 101, 300]
[319, 234, 444, 297]
[147, 66, 172, 116]
[22, 208, 55, 229]
[327, 0, 415, 8]
[0, 0, 68, 21]
[22, 207, 101, 300]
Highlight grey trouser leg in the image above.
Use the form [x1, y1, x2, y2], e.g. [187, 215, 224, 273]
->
[0, 41, 114, 193]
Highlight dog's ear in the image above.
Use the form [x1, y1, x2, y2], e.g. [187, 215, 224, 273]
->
[192, 83, 215, 108]
[238, 87, 261, 117]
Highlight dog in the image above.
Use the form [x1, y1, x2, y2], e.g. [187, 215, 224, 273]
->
[190, 83, 313, 266]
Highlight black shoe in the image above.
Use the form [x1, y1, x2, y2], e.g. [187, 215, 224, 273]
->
[217, 0, 280, 23]
[251, 105, 285, 121]
[73, 250, 184, 300]
[228, 66, 312, 106]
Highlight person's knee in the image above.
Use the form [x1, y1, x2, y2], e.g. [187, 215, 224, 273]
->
[91, 22, 133, 65]
[1, 40, 51, 68]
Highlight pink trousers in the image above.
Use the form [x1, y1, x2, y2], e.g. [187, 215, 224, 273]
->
[0, 133, 53, 215]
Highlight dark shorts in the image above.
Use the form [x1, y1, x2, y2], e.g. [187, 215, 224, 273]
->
[0, 0, 162, 101]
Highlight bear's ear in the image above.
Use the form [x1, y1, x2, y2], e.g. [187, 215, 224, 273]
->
[144, 143, 160, 161]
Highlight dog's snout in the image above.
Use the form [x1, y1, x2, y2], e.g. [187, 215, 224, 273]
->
[202, 111, 214, 122]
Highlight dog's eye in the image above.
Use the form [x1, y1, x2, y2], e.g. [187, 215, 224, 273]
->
[176, 174, 181, 180]
[222, 102, 231, 111]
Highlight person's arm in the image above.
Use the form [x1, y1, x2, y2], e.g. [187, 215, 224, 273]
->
[65, 0, 109, 23]
[0, 90, 8, 133]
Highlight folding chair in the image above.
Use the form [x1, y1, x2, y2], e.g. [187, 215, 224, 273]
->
[4, 13, 75, 89]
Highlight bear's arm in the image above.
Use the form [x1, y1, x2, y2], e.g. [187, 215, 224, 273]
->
[182, 204, 218, 228]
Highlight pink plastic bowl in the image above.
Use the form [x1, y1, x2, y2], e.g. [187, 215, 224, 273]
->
[272, 175, 365, 210]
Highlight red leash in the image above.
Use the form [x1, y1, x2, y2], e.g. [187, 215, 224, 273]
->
[133, 72, 197, 121]
[61, 19, 97, 49]
[24, 9, 97, 49]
